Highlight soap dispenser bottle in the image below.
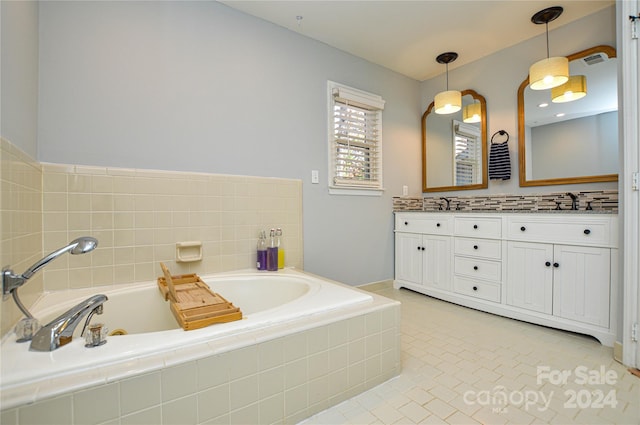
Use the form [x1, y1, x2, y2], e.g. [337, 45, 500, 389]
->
[256, 230, 267, 271]
[267, 229, 278, 271]
[276, 228, 284, 269]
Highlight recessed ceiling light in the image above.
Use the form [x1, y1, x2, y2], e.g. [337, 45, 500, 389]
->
[555, 112, 565, 117]
[538, 103, 549, 108]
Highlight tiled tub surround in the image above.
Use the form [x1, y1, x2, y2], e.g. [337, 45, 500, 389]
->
[39, 162, 304, 293]
[0, 272, 401, 425]
[0, 139, 44, 336]
[393, 190, 619, 213]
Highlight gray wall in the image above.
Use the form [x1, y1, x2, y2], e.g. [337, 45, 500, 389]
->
[420, 5, 618, 195]
[531, 111, 618, 180]
[34, 1, 422, 286]
[0, 0, 39, 158]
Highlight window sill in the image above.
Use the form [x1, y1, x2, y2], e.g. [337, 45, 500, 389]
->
[328, 186, 384, 196]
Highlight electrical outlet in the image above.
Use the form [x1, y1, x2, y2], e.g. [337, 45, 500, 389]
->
[402, 185, 408, 196]
[311, 170, 319, 184]
[632, 172, 639, 191]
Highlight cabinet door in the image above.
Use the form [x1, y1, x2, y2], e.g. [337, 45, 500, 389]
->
[423, 235, 452, 291]
[395, 233, 422, 284]
[553, 245, 610, 327]
[506, 241, 553, 314]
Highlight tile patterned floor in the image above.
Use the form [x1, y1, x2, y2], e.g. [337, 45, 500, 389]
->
[302, 286, 640, 424]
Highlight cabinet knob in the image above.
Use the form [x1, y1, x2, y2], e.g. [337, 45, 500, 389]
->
[404, 221, 408, 226]
[473, 224, 478, 229]
[472, 286, 478, 291]
[421, 247, 426, 251]
[473, 266, 478, 271]
[520, 226, 526, 232]
[545, 261, 551, 267]
[553, 262, 559, 268]
[436, 223, 441, 227]
[417, 246, 421, 251]
[584, 229, 591, 235]
[473, 245, 478, 250]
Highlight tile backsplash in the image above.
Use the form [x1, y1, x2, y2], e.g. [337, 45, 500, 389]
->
[41, 163, 303, 291]
[1, 138, 303, 335]
[1, 139, 43, 335]
[393, 190, 618, 213]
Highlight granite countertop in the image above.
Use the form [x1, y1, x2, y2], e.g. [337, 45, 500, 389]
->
[394, 209, 617, 215]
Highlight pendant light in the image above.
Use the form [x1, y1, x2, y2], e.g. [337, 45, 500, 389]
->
[463, 102, 481, 123]
[551, 75, 587, 103]
[529, 6, 568, 90]
[434, 52, 461, 114]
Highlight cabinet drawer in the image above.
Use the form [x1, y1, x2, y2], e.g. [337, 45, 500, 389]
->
[453, 276, 501, 303]
[454, 237, 502, 260]
[506, 216, 612, 246]
[454, 256, 501, 282]
[396, 214, 452, 235]
[454, 217, 502, 239]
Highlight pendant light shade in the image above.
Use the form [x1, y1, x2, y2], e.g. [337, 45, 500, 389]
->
[551, 75, 587, 103]
[435, 90, 462, 114]
[529, 7, 568, 90]
[434, 52, 461, 115]
[529, 56, 569, 90]
[462, 102, 481, 123]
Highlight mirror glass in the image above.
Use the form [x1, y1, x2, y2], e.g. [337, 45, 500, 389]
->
[422, 90, 488, 192]
[518, 45, 618, 186]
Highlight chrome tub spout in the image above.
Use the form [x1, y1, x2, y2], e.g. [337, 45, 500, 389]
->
[30, 294, 108, 352]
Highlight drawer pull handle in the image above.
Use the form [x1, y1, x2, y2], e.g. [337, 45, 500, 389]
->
[473, 245, 478, 250]
[553, 262, 559, 268]
[545, 261, 551, 267]
[473, 224, 478, 229]
[436, 223, 441, 227]
[520, 226, 526, 232]
[584, 229, 591, 235]
[472, 286, 478, 291]
[473, 266, 478, 270]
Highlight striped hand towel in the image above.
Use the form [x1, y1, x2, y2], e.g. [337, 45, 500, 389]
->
[489, 140, 511, 180]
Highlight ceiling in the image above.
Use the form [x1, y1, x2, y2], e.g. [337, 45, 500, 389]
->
[219, 0, 613, 82]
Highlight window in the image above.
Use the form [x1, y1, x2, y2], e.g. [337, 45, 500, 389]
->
[328, 81, 385, 195]
[452, 120, 481, 185]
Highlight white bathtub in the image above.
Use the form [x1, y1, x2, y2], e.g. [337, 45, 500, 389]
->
[0, 269, 374, 409]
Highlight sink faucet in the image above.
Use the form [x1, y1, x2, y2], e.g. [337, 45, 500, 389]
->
[440, 197, 451, 211]
[566, 192, 578, 210]
[30, 294, 108, 351]
[2, 237, 98, 321]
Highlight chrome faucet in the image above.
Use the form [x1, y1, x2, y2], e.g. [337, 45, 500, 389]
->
[2, 237, 98, 320]
[30, 294, 108, 351]
[566, 192, 578, 211]
[440, 197, 451, 211]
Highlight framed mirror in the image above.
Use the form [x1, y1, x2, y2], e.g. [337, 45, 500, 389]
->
[518, 45, 618, 186]
[422, 90, 488, 192]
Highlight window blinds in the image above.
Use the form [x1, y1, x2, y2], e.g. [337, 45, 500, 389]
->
[453, 121, 481, 185]
[331, 85, 385, 189]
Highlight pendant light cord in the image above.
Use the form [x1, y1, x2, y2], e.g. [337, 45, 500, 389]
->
[545, 22, 550, 59]
[445, 63, 449, 90]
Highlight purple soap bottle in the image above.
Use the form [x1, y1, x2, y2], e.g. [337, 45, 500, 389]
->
[256, 230, 267, 270]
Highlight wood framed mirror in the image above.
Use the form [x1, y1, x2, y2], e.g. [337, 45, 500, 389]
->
[422, 90, 488, 192]
[518, 45, 618, 187]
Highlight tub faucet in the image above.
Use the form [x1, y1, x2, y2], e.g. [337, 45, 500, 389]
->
[30, 294, 108, 351]
[2, 237, 98, 320]
[566, 192, 578, 210]
[440, 197, 451, 211]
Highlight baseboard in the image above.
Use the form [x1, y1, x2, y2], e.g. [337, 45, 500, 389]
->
[358, 279, 394, 292]
[614, 341, 623, 363]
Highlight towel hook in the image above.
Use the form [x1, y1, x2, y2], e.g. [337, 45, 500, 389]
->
[491, 130, 510, 144]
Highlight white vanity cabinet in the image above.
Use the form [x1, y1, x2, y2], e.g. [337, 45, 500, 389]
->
[394, 214, 452, 291]
[394, 212, 618, 346]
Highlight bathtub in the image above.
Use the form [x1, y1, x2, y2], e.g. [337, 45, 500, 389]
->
[1, 268, 380, 410]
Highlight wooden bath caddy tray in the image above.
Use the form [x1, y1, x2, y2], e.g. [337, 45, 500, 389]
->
[157, 263, 242, 331]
